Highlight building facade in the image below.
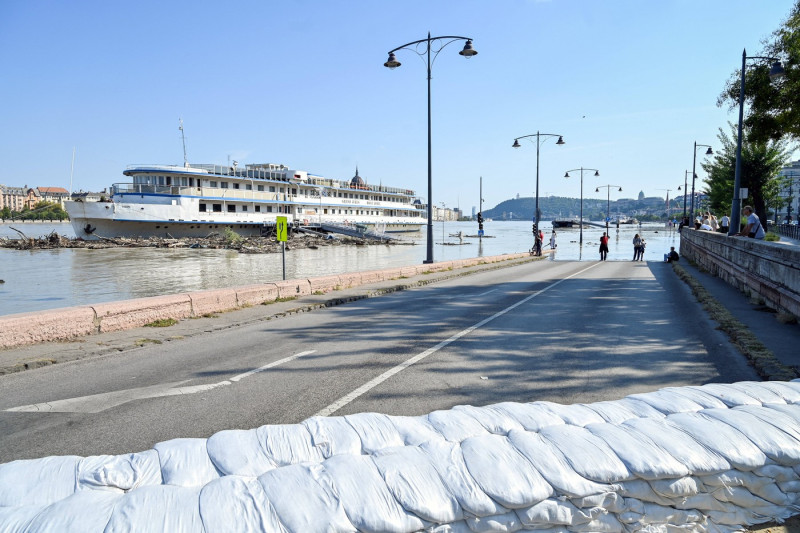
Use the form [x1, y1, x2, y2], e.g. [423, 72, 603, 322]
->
[779, 160, 800, 223]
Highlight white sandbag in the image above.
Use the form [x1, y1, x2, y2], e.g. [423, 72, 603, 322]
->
[460, 434, 553, 509]
[584, 398, 665, 425]
[566, 512, 625, 533]
[619, 502, 703, 527]
[386, 414, 442, 446]
[198, 475, 286, 533]
[648, 476, 703, 498]
[712, 485, 773, 509]
[585, 422, 690, 480]
[778, 479, 800, 492]
[0, 504, 46, 533]
[727, 382, 788, 405]
[489, 402, 566, 431]
[535, 401, 605, 427]
[302, 415, 363, 458]
[321, 454, 426, 533]
[664, 412, 767, 471]
[756, 464, 799, 483]
[539, 425, 631, 483]
[206, 429, 276, 477]
[23, 490, 119, 533]
[256, 424, 325, 466]
[0, 456, 79, 507]
[154, 438, 220, 487]
[749, 404, 800, 441]
[507, 429, 615, 498]
[258, 463, 354, 533]
[514, 498, 595, 527]
[702, 408, 800, 465]
[618, 479, 677, 507]
[451, 405, 526, 435]
[373, 446, 462, 524]
[569, 492, 625, 513]
[344, 413, 405, 453]
[658, 386, 729, 409]
[677, 492, 736, 512]
[623, 418, 731, 474]
[77, 450, 162, 492]
[701, 470, 790, 506]
[756, 381, 800, 403]
[427, 408, 491, 443]
[628, 390, 705, 414]
[428, 521, 474, 533]
[419, 440, 508, 517]
[692, 383, 766, 407]
[104, 485, 203, 533]
[465, 511, 522, 533]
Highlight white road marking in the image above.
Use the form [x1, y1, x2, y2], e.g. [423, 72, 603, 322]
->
[6, 350, 316, 414]
[475, 289, 497, 297]
[314, 263, 602, 417]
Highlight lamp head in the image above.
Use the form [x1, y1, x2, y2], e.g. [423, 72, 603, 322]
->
[705, 147, 713, 155]
[512, 139, 521, 148]
[384, 52, 401, 69]
[564, 172, 570, 178]
[769, 60, 785, 81]
[678, 186, 682, 191]
[594, 170, 600, 177]
[556, 136, 565, 145]
[459, 40, 478, 58]
[595, 187, 600, 192]
[618, 187, 622, 192]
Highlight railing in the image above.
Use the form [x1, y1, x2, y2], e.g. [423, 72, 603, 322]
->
[778, 223, 800, 240]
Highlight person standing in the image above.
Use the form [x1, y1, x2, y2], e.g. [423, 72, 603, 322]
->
[720, 214, 730, 234]
[599, 232, 609, 261]
[735, 205, 765, 240]
[632, 234, 642, 261]
[549, 230, 557, 249]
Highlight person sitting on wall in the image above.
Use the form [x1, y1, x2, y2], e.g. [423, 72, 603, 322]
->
[665, 246, 680, 262]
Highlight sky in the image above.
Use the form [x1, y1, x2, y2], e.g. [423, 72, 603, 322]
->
[1, 0, 796, 212]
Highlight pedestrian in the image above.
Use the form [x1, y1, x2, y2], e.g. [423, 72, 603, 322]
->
[665, 246, 680, 262]
[639, 238, 646, 260]
[720, 214, 730, 234]
[539, 229, 545, 247]
[533, 232, 542, 256]
[734, 205, 766, 240]
[709, 213, 719, 232]
[549, 230, 557, 249]
[632, 234, 642, 261]
[599, 232, 609, 261]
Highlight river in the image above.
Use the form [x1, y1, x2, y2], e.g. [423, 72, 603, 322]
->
[0, 220, 680, 316]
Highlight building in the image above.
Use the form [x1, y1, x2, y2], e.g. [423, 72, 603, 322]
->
[779, 160, 800, 223]
[37, 187, 71, 208]
[0, 185, 29, 212]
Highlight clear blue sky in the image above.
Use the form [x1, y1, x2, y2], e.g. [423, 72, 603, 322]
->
[0, 0, 795, 212]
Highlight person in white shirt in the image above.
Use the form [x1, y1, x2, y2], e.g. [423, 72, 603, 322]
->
[720, 214, 730, 233]
[735, 206, 765, 239]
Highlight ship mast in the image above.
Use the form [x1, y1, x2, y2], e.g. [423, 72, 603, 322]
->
[179, 118, 188, 168]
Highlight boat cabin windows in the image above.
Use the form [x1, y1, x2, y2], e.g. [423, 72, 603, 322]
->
[266, 206, 272, 213]
[242, 205, 248, 212]
[233, 183, 240, 190]
[269, 186, 275, 193]
[221, 182, 229, 189]
[245, 184, 251, 191]
[255, 206, 261, 212]
[227, 204, 235, 212]
[213, 204, 222, 212]
[210, 181, 218, 188]
[199, 203, 207, 212]
[258, 185, 265, 192]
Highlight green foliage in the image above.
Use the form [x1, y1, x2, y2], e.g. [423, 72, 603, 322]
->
[718, 1, 800, 144]
[0, 206, 11, 220]
[765, 232, 781, 241]
[143, 318, 178, 328]
[700, 123, 790, 223]
[7, 201, 68, 221]
[222, 226, 243, 245]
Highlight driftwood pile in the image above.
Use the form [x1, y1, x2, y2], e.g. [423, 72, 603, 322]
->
[0, 230, 411, 254]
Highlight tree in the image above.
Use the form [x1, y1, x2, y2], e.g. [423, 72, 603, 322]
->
[718, 1, 800, 144]
[701, 124, 790, 228]
[0, 206, 10, 220]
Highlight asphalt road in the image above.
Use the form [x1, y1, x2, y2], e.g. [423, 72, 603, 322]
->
[0, 260, 759, 462]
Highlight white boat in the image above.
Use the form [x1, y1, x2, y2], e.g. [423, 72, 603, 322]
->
[65, 164, 426, 240]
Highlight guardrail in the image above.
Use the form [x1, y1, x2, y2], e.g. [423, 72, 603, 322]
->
[779, 223, 800, 240]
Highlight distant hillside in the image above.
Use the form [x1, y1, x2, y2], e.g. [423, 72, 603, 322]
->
[483, 196, 683, 221]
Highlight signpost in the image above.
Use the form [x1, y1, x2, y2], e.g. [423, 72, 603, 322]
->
[276, 216, 288, 280]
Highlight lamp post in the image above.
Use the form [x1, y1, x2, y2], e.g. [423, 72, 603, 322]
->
[680, 170, 691, 219]
[512, 132, 565, 238]
[384, 33, 477, 264]
[656, 188, 673, 222]
[564, 167, 599, 244]
[730, 49, 785, 236]
[596, 184, 622, 233]
[691, 142, 713, 222]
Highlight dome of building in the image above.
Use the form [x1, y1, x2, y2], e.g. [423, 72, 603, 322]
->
[350, 167, 365, 188]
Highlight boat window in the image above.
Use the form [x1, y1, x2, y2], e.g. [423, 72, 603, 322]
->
[199, 203, 207, 212]
[221, 182, 229, 189]
[213, 204, 222, 212]
[245, 184, 252, 190]
[268, 186, 275, 192]
[266, 206, 272, 213]
[227, 204, 236, 212]
[242, 205, 248, 212]
[233, 183, 240, 189]
[255, 206, 261, 212]
[258, 185, 265, 192]
[210, 181, 217, 187]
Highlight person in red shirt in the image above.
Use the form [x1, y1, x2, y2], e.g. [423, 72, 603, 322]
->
[599, 232, 609, 261]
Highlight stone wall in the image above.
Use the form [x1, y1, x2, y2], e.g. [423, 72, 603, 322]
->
[680, 228, 800, 317]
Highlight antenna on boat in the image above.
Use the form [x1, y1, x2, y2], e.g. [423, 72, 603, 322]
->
[69, 147, 76, 194]
[179, 118, 188, 168]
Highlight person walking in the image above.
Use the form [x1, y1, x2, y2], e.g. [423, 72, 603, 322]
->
[549, 230, 557, 249]
[632, 234, 642, 261]
[599, 232, 609, 261]
[720, 214, 730, 234]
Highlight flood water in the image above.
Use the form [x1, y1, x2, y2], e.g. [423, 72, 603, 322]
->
[0, 220, 680, 316]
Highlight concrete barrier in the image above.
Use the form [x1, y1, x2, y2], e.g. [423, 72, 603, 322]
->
[93, 294, 194, 333]
[0, 253, 536, 349]
[680, 228, 800, 317]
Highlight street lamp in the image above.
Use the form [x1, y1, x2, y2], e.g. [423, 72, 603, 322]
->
[384, 33, 478, 264]
[512, 132, 565, 238]
[564, 167, 599, 244]
[596, 184, 622, 233]
[691, 142, 713, 222]
[679, 170, 691, 219]
[730, 49, 785, 236]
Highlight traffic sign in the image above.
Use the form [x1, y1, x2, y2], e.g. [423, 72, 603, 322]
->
[478, 229, 484, 236]
[276, 217, 288, 242]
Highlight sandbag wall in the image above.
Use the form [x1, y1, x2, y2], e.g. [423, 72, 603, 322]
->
[3, 380, 800, 532]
